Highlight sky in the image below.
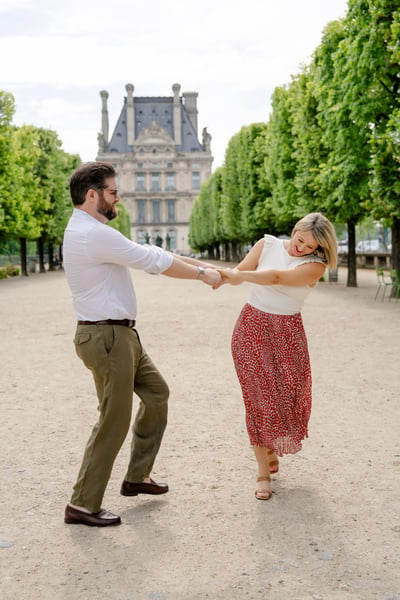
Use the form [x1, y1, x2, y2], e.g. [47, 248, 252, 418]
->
[0, 0, 349, 170]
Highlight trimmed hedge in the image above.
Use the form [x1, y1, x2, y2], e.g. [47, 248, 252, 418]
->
[0, 264, 20, 279]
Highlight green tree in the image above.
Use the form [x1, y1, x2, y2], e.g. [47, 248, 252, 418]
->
[108, 199, 132, 239]
[250, 127, 275, 239]
[188, 193, 202, 252]
[189, 169, 225, 257]
[291, 68, 328, 216]
[209, 167, 226, 258]
[0, 91, 16, 237]
[264, 85, 299, 233]
[311, 18, 370, 286]
[188, 181, 213, 254]
[35, 128, 79, 271]
[7, 125, 49, 275]
[220, 133, 243, 256]
[370, 108, 400, 271]
[353, 0, 400, 273]
[238, 123, 273, 242]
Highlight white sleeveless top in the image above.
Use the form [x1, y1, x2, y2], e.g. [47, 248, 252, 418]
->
[248, 235, 325, 316]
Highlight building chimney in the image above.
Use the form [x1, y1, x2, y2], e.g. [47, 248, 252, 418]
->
[126, 83, 135, 146]
[172, 83, 182, 146]
[100, 90, 109, 144]
[183, 91, 198, 134]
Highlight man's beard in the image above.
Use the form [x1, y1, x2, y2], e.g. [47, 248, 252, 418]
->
[97, 199, 117, 221]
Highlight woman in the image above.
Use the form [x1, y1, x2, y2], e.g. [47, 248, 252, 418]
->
[218, 213, 337, 500]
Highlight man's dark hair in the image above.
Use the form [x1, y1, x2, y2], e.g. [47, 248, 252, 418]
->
[69, 161, 116, 206]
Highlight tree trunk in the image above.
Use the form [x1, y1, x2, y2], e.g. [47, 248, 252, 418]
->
[38, 237, 46, 273]
[231, 242, 241, 263]
[346, 220, 358, 287]
[392, 216, 400, 275]
[223, 242, 230, 262]
[48, 243, 55, 271]
[20, 238, 28, 277]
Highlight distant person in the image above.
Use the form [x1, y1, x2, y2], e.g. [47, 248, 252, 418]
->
[63, 161, 220, 526]
[217, 213, 337, 500]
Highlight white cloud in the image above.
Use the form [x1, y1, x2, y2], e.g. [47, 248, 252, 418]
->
[0, 0, 30, 10]
[0, 0, 349, 168]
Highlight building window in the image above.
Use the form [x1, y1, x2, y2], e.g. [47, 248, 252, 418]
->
[167, 199, 175, 223]
[137, 162, 143, 168]
[192, 171, 200, 190]
[138, 230, 149, 244]
[151, 173, 160, 191]
[192, 162, 199, 168]
[167, 162, 173, 168]
[152, 200, 160, 224]
[166, 172, 175, 191]
[137, 173, 145, 191]
[153, 230, 163, 247]
[137, 199, 146, 224]
[166, 230, 176, 251]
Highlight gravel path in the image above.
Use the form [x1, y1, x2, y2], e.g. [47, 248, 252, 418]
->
[1, 266, 399, 600]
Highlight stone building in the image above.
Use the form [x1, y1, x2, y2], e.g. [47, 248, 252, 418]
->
[96, 83, 213, 254]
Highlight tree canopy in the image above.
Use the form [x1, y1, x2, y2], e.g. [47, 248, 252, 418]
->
[0, 91, 131, 275]
[189, 0, 400, 285]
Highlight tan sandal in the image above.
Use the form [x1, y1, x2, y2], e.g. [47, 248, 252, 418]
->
[268, 449, 279, 474]
[255, 476, 272, 501]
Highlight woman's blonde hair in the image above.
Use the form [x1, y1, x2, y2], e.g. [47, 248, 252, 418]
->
[292, 212, 338, 269]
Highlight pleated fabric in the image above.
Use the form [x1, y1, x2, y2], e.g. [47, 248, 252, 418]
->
[232, 303, 312, 456]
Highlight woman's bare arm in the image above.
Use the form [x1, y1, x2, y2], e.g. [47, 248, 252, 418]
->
[219, 261, 325, 287]
[236, 239, 265, 271]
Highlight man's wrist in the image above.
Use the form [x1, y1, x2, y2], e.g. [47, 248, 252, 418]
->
[197, 266, 205, 279]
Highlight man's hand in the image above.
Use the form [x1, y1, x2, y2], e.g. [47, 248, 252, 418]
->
[217, 268, 243, 285]
[201, 268, 222, 287]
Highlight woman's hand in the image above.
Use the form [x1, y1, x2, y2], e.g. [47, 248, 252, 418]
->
[217, 268, 243, 286]
[202, 268, 221, 287]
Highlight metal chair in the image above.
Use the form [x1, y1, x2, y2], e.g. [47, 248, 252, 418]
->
[389, 269, 400, 303]
[375, 267, 392, 301]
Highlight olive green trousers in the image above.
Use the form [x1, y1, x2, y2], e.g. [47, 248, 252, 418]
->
[70, 324, 169, 513]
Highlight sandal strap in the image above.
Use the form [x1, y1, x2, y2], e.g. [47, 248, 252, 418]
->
[255, 490, 272, 500]
[257, 476, 270, 482]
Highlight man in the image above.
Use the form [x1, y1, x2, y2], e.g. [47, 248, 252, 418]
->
[63, 161, 220, 527]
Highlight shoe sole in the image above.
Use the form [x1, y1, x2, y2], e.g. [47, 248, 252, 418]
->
[64, 517, 121, 526]
[120, 487, 169, 496]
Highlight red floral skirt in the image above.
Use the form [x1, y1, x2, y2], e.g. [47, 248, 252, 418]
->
[231, 303, 312, 456]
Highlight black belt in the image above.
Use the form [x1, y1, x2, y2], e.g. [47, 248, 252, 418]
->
[77, 319, 136, 328]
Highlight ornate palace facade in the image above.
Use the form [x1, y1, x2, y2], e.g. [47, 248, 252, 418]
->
[96, 83, 213, 254]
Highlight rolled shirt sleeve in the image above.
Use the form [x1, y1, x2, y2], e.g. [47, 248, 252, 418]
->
[89, 225, 174, 274]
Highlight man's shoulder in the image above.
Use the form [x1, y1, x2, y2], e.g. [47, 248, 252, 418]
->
[66, 210, 104, 233]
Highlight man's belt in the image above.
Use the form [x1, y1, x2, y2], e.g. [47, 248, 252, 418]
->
[77, 319, 136, 328]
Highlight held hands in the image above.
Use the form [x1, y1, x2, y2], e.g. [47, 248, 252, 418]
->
[217, 268, 243, 286]
[197, 267, 244, 289]
[201, 268, 222, 287]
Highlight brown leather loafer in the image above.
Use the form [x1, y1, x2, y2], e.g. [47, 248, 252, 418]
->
[120, 478, 169, 496]
[64, 504, 121, 527]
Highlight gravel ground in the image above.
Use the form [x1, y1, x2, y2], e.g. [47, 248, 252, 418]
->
[1, 265, 400, 600]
